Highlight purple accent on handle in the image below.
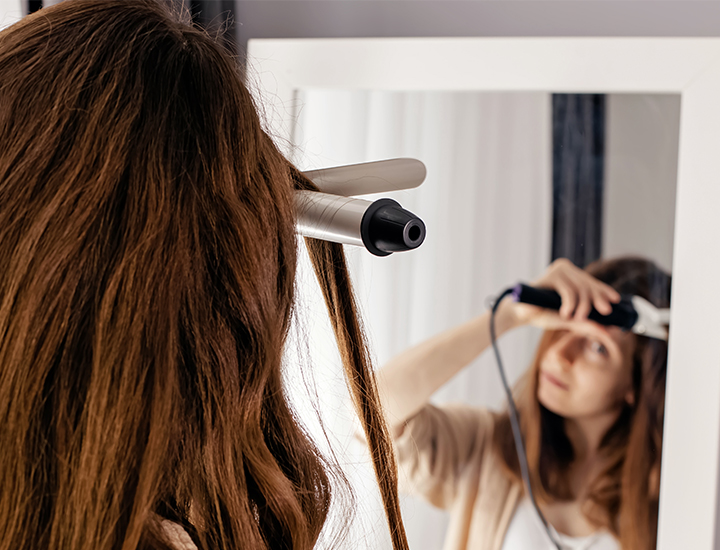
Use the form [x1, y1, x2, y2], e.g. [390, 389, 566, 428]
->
[512, 283, 522, 302]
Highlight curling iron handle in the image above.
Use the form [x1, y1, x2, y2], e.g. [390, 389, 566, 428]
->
[512, 283, 638, 330]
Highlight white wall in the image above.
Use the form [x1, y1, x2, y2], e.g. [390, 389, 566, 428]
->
[603, 94, 680, 272]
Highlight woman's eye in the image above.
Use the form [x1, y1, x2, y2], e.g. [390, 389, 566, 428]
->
[589, 341, 609, 357]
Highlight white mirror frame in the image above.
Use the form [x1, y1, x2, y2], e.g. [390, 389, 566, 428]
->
[0, 0, 22, 30]
[248, 38, 720, 550]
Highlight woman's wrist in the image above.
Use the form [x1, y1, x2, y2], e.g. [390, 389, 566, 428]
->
[492, 297, 523, 335]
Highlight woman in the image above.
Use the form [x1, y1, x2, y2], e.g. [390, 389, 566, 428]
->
[0, 1, 407, 549]
[378, 257, 670, 550]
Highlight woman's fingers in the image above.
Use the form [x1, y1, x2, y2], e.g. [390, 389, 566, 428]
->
[553, 260, 621, 320]
[605, 286, 622, 303]
[554, 271, 578, 320]
[530, 258, 623, 322]
[574, 285, 593, 320]
[578, 275, 620, 318]
[562, 269, 603, 320]
[591, 288, 614, 315]
[560, 270, 597, 321]
[592, 282, 622, 314]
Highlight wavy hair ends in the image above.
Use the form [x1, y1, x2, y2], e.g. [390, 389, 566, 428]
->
[0, 2, 407, 550]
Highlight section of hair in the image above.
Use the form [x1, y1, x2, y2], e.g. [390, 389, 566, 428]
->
[303, 235, 409, 550]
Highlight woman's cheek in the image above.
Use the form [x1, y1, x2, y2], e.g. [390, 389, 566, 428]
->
[537, 378, 575, 417]
[572, 369, 621, 415]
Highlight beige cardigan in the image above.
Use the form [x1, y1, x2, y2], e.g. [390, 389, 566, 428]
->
[395, 403, 522, 550]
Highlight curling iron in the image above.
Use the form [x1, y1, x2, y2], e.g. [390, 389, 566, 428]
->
[511, 283, 670, 340]
[296, 158, 427, 256]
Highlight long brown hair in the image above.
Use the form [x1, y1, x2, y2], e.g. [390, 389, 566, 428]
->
[493, 257, 671, 549]
[0, 2, 407, 549]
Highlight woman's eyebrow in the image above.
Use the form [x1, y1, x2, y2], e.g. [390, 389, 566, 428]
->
[570, 327, 623, 354]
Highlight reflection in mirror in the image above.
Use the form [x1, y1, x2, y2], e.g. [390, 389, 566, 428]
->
[287, 90, 678, 549]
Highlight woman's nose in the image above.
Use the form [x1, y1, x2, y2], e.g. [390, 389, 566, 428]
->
[549, 334, 582, 368]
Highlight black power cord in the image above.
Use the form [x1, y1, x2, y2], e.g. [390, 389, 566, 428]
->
[490, 288, 563, 550]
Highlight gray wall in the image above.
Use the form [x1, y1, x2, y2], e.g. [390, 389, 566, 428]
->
[603, 94, 680, 273]
[236, 0, 720, 56]
[26, 2, 720, 49]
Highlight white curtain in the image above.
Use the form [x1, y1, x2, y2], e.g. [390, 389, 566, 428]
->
[286, 90, 553, 549]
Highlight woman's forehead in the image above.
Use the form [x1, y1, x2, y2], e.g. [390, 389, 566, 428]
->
[554, 322, 635, 351]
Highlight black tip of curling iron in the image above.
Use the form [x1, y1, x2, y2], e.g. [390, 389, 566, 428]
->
[360, 198, 427, 257]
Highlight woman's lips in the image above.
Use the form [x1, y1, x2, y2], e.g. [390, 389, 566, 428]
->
[541, 372, 569, 390]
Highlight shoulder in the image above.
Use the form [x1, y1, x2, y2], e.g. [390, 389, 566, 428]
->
[160, 520, 198, 550]
[394, 403, 496, 508]
[396, 402, 502, 478]
[400, 403, 496, 447]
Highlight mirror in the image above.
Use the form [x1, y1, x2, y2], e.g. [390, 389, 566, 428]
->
[289, 89, 679, 549]
[248, 37, 720, 550]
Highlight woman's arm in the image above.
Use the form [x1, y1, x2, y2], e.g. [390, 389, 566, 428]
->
[376, 300, 518, 436]
[376, 259, 622, 436]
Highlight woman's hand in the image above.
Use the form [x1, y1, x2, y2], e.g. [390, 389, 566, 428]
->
[505, 258, 622, 330]
[378, 258, 621, 431]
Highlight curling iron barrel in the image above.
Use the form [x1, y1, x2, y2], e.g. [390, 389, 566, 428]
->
[295, 190, 426, 257]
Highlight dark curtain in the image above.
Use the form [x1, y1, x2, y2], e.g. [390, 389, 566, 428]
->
[190, 0, 238, 54]
[551, 94, 606, 268]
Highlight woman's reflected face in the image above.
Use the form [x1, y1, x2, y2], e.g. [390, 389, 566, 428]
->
[537, 324, 636, 419]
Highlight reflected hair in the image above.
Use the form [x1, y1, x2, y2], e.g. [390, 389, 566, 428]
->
[0, 2, 407, 549]
[493, 257, 671, 550]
